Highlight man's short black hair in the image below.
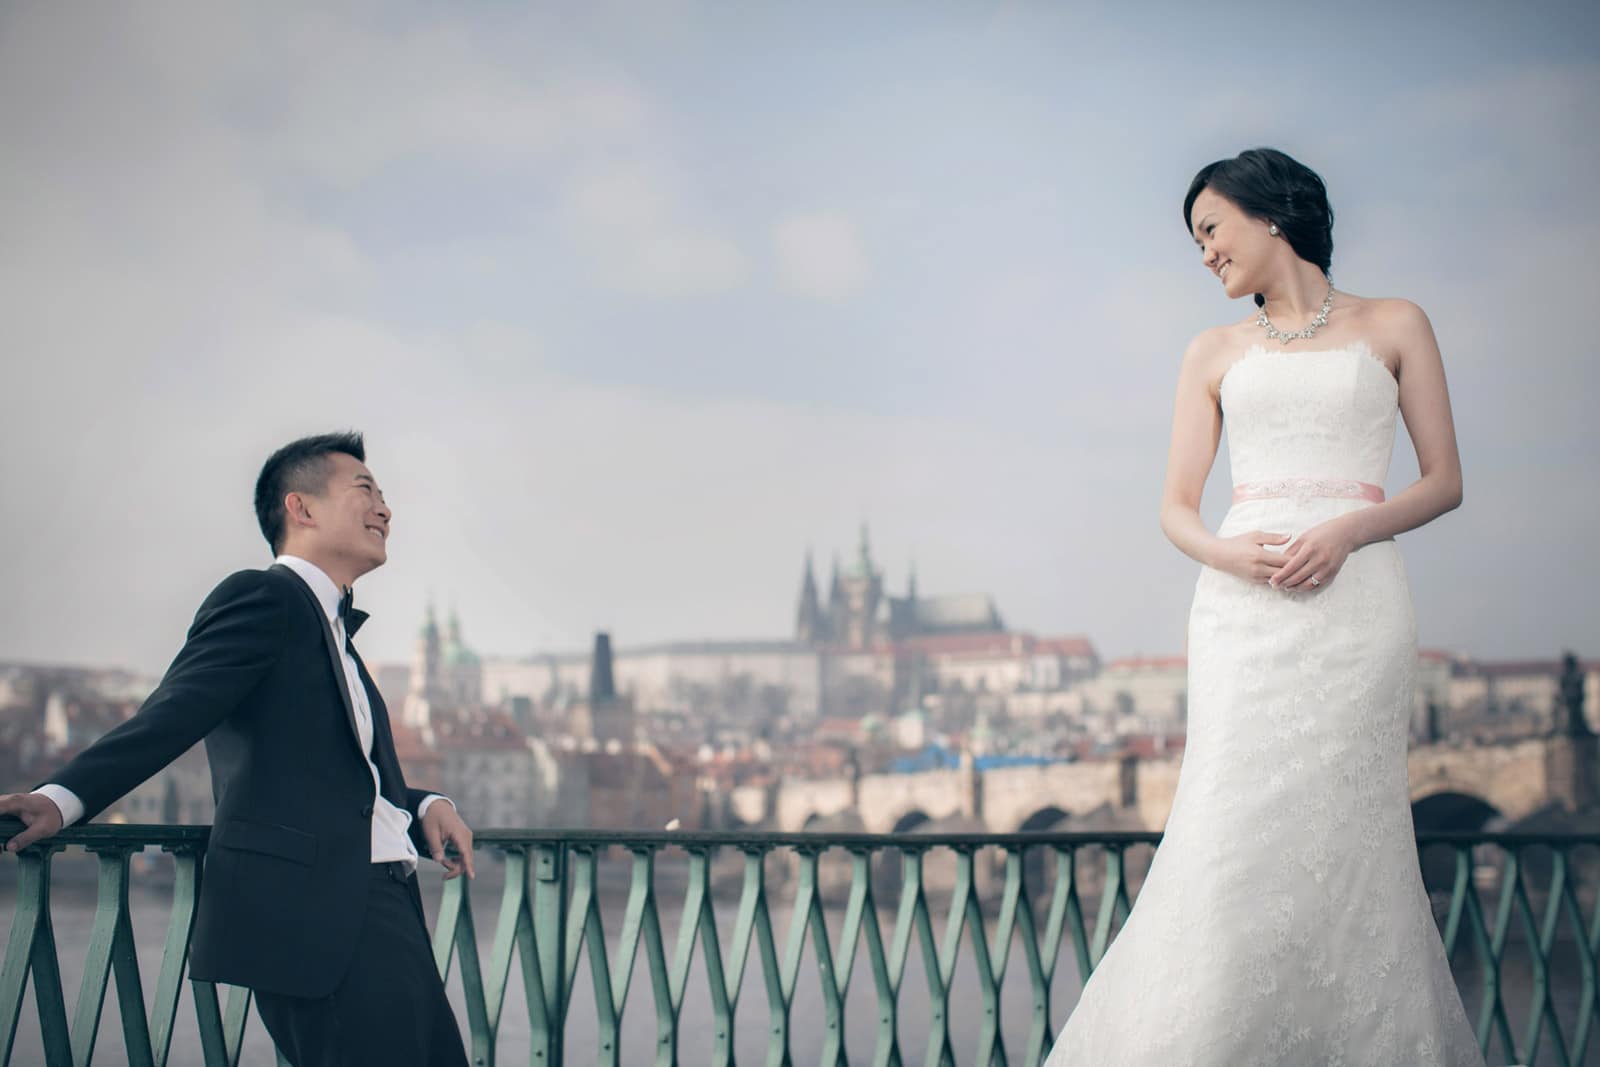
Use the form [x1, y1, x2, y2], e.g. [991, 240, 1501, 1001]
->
[253, 431, 366, 554]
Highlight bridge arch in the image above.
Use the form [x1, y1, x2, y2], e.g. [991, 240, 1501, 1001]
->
[1018, 805, 1072, 902]
[1408, 736, 1573, 825]
[890, 809, 934, 835]
[870, 809, 937, 899]
[1412, 790, 1505, 894]
[1017, 805, 1071, 833]
[1411, 791, 1503, 834]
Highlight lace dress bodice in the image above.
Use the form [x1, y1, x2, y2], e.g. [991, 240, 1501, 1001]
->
[1221, 340, 1399, 488]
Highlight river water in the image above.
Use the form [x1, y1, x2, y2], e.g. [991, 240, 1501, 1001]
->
[2, 851, 1592, 1065]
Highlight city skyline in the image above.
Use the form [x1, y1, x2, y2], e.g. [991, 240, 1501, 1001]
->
[2, 2, 1597, 675]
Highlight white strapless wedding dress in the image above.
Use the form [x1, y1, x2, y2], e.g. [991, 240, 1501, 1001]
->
[1046, 342, 1484, 1065]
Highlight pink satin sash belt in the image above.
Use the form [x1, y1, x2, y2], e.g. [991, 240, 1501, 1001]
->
[1231, 477, 1386, 505]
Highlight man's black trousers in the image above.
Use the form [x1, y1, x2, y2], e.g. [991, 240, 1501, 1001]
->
[254, 864, 469, 1067]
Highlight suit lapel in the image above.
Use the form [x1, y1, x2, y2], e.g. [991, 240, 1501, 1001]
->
[271, 563, 366, 757]
[353, 650, 407, 806]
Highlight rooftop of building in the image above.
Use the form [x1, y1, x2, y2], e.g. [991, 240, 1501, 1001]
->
[1103, 655, 1188, 672]
[888, 744, 1065, 774]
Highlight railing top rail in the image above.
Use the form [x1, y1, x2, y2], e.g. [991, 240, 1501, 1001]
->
[0, 819, 213, 848]
[3, 818, 1599, 850]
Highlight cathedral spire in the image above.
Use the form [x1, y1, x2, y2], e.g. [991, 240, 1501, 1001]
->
[855, 522, 875, 577]
[406, 595, 444, 732]
[796, 548, 825, 643]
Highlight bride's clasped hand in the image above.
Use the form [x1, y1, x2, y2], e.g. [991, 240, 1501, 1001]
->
[1206, 529, 1292, 586]
[1273, 516, 1360, 590]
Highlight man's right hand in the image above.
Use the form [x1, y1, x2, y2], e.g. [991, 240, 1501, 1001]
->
[0, 793, 65, 853]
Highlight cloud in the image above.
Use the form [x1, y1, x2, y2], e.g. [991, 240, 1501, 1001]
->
[0, 6, 655, 193]
[773, 213, 871, 300]
[564, 168, 747, 296]
[0, 3, 1595, 676]
[570, 170, 671, 231]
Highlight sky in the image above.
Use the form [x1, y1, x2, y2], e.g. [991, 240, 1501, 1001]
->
[2, 1, 1597, 675]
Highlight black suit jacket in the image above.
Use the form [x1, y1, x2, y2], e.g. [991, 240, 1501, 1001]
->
[50, 564, 429, 997]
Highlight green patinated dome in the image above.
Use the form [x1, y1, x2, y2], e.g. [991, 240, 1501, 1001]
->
[440, 605, 477, 664]
[443, 641, 480, 666]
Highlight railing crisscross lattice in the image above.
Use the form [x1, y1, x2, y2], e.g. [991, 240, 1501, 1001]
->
[1431, 840, 1600, 1065]
[5, 824, 1600, 1065]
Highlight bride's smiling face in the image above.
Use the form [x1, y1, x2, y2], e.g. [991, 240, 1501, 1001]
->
[1189, 188, 1275, 300]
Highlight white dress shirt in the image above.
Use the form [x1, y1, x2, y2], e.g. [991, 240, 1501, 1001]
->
[35, 555, 447, 874]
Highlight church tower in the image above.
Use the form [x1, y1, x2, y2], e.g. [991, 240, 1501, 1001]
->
[442, 603, 482, 707]
[826, 553, 844, 639]
[404, 599, 445, 730]
[795, 549, 827, 645]
[832, 523, 884, 650]
[575, 632, 634, 745]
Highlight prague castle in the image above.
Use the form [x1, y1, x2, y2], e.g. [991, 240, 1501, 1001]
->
[473, 527, 1101, 726]
[794, 525, 1005, 650]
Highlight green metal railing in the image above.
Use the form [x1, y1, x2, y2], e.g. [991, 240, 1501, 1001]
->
[3, 823, 1599, 1065]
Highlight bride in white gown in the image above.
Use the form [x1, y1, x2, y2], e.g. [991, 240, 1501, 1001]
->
[1046, 149, 1484, 1065]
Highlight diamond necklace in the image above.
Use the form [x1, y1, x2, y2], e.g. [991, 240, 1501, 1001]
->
[1257, 285, 1335, 345]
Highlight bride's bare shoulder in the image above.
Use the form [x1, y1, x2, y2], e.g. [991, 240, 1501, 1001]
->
[1342, 295, 1436, 363]
[1182, 322, 1255, 389]
[1344, 294, 1430, 327]
[1183, 322, 1249, 360]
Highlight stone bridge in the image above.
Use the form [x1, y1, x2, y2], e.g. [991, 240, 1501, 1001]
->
[772, 733, 1600, 836]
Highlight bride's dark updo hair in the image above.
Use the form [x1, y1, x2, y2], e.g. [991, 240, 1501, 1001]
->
[1183, 148, 1334, 306]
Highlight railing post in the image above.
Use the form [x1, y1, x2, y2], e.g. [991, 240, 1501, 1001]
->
[770, 843, 818, 1062]
[433, 858, 492, 1067]
[725, 845, 775, 1067]
[799, 847, 847, 1067]
[531, 840, 566, 1066]
[189, 979, 255, 1067]
[566, 846, 619, 1065]
[73, 843, 153, 1066]
[950, 846, 1003, 1067]
[604, 844, 668, 1065]
[149, 842, 205, 1067]
[1089, 843, 1127, 969]
[0, 842, 70, 1067]
[667, 845, 723, 1067]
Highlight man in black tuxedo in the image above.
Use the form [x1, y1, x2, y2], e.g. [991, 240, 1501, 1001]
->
[0, 431, 474, 1066]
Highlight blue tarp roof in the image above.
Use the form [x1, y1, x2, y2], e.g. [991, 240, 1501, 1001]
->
[888, 744, 1062, 774]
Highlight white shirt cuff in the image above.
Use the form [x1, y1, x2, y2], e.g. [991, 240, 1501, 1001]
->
[417, 794, 452, 818]
[32, 784, 84, 828]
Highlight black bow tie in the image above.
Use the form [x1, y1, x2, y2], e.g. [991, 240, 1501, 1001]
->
[337, 588, 369, 637]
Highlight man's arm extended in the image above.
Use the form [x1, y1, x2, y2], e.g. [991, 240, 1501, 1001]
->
[1, 570, 288, 850]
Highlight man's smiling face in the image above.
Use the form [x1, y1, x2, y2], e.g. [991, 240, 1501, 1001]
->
[309, 451, 392, 578]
